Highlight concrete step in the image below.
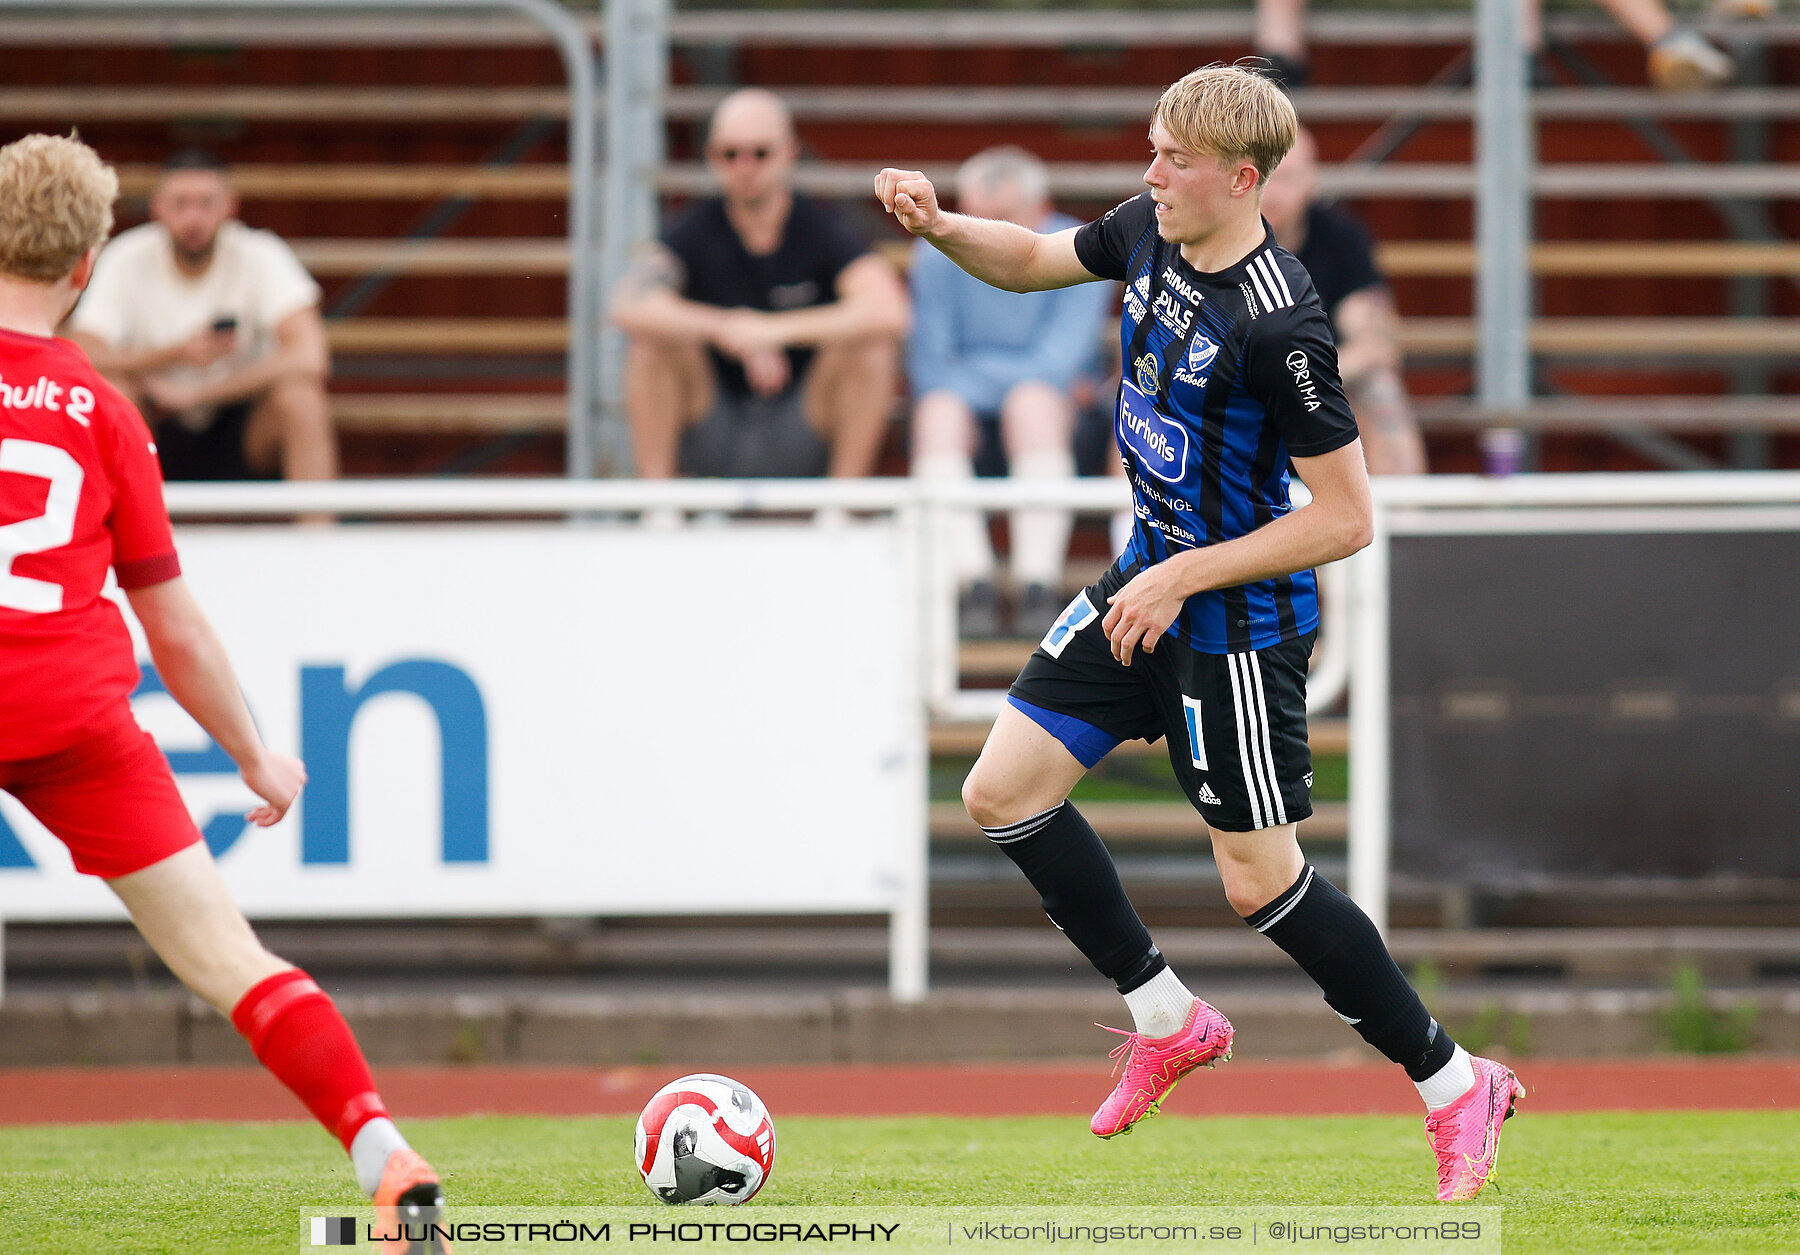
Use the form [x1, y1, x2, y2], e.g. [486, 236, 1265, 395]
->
[11, 924, 1797, 986]
[3, 983, 1795, 1067]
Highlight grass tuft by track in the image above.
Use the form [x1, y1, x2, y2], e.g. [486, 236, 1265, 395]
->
[3, 1112, 1797, 1254]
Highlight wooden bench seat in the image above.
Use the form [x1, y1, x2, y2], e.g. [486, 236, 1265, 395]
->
[324, 318, 565, 354]
[8, 10, 1799, 49]
[1414, 396, 1800, 431]
[293, 239, 567, 276]
[1404, 317, 1800, 357]
[1379, 240, 1800, 278]
[295, 238, 1800, 280]
[657, 161, 1800, 202]
[330, 392, 566, 433]
[319, 315, 1800, 358]
[117, 164, 567, 200]
[0, 86, 567, 122]
[17, 84, 1800, 130]
[107, 160, 1800, 204]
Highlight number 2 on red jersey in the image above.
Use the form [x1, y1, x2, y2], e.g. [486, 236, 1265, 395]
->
[0, 437, 85, 613]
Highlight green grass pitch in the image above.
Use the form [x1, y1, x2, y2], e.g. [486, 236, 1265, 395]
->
[3, 1112, 1797, 1253]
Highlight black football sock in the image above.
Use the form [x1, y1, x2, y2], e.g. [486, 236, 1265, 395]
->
[982, 801, 1163, 990]
[1246, 864, 1458, 1081]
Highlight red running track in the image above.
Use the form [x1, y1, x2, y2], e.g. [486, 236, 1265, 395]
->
[2, 1059, 1797, 1125]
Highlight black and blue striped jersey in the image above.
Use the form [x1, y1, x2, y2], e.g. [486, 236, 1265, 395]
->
[1073, 192, 1360, 655]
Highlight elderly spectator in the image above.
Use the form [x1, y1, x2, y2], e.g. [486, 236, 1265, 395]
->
[1260, 126, 1428, 476]
[611, 88, 909, 479]
[909, 146, 1115, 636]
[69, 149, 335, 483]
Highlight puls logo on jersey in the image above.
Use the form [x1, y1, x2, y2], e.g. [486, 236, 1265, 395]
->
[1151, 288, 1195, 336]
[1125, 274, 1151, 325]
[1287, 350, 1322, 412]
[1117, 381, 1188, 485]
[1173, 333, 1221, 389]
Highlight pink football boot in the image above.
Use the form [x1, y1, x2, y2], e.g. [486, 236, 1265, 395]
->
[1090, 999, 1234, 1138]
[1424, 1055, 1526, 1201]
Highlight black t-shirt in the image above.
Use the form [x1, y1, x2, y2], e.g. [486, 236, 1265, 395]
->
[661, 195, 869, 400]
[1072, 191, 1359, 651]
[1292, 202, 1384, 329]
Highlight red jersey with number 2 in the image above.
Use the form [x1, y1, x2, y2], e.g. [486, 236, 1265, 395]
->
[0, 326, 180, 761]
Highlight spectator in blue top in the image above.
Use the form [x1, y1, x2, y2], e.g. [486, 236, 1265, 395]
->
[909, 146, 1116, 637]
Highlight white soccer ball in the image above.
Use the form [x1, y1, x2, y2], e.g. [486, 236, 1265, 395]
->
[634, 1073, 776, 1205]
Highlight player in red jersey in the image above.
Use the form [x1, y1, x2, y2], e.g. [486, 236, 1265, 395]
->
[0, 135, 449, 1253]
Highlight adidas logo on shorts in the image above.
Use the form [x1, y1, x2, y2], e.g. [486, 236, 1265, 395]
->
[1197, 783, 1221, 806]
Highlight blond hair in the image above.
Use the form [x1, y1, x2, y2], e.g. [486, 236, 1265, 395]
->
[0, 134, 118, 282]
[1153, 64, 1298, 185]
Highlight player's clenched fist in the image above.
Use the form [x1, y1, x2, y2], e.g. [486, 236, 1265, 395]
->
[874, 168, 942, 237]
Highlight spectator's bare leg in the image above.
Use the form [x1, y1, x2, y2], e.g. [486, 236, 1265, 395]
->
[912, 389, 995, 585]
[247, 375, 338, 483]
[805, 335, 898, 478]
[624, 334, 714, 479]
[1256, 0, 1308, 59]
[1256, 0, 1310, 83]
[1000, 380, 1075, 598]
[1594, 0, 1676, 45]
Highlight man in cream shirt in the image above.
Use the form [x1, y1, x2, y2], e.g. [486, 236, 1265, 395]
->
[70, 149, 336, 483]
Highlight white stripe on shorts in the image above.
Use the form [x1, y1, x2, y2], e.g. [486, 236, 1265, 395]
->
[1226, 655, 1268, 830]
[1245, 651, 1288, 826]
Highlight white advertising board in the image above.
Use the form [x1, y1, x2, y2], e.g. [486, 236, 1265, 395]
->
[0, 522, 922, 922]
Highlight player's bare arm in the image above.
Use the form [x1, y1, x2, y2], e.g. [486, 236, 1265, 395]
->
[874, 167, 1095, 293]
[125, 576, 306, 826]
[1101, 440, 1373, 664]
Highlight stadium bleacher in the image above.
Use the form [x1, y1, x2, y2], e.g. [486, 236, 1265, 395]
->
[3, 7, 1796, 476]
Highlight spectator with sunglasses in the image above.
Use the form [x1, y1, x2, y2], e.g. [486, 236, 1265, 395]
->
[611, 88, 909, 479]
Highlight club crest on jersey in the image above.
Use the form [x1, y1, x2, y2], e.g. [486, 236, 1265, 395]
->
[1116, 380, 1187, 485]
[1173, 333, 1220, 388]
[1132, 352, 1161, 396]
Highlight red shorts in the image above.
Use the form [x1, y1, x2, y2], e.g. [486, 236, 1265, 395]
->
[0, 705, 203, 879]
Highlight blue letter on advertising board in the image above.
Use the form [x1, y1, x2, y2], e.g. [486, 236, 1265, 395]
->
[300, 660, 490, 865]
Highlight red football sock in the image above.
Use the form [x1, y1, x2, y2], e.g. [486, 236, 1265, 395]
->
[231, 968, 389, 1151]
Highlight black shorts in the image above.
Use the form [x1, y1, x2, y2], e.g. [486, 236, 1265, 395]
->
[1008, 562, 1316, 833]
[151, 402, 274, 482]
[678, 389, 831, 478]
